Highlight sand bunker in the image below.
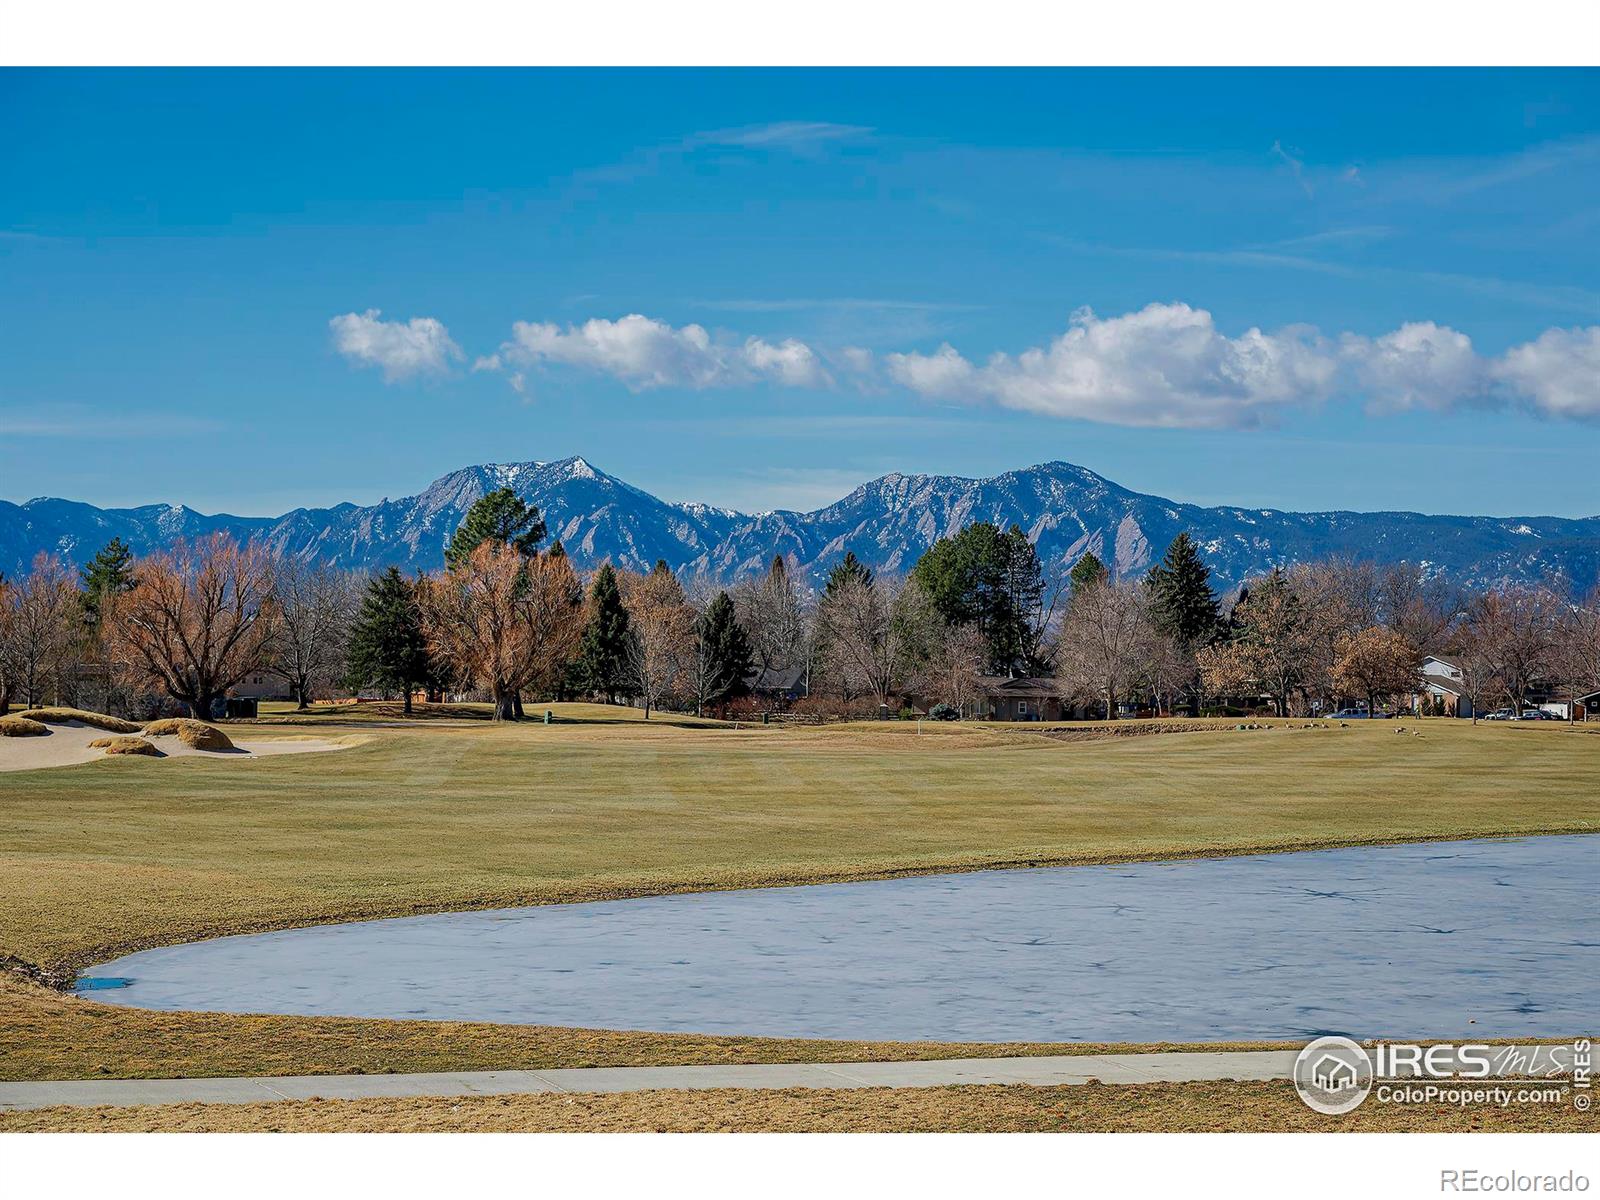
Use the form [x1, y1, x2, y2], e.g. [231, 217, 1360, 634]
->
[141, 718, 235, 750]
[0, 716, 348, 772]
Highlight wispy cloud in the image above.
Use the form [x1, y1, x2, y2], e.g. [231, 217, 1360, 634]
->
[1044, 235, 1600, 318]
[1247, 225, 1395, 251]
[0, 409, 227, 439]
[1271, 140, 1314, 199]
[567, 120, 871, 191]
[689, 121, 871, 151]
[1414, 134, 1600, 202]
[685, 297, 981, 314]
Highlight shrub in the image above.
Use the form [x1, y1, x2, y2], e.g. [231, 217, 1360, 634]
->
[789, 695, 884, 723]
[16, 708, 143, 733]
[0, 716, 50, 737]
[716, 695, 768, 722]
[142, 718, 235, 751]
[927, 703, 961, 721]
[88, 735, 162, 757]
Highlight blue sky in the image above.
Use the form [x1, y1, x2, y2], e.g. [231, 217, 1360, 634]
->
[2, 68, 1597, 517]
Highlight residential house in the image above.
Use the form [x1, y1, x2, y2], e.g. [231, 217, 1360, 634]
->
[974, 676, 1064, 722]
[743, 663, 809, 707]
[1413, 654, 1476, 718]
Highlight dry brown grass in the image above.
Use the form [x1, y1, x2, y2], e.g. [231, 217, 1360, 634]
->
[0, 974, 1284, 1081]
[3, 1080, 1589, 1133]
[15, 708, 142, 734]
[141, 718, 234, 750]
[1017, 718, 1294, 743]
[0, 716, 49, 737]
[86, 736, 162, 757]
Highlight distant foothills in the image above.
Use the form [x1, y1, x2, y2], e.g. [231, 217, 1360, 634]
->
[3, 457, 1598, 592]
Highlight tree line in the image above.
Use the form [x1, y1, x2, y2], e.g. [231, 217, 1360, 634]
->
[2, 490, 1596, 723]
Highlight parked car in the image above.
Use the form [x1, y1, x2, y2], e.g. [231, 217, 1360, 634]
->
[1329, 708, 1371, 719]
[1516, 709, 1558, 721]
[1483, 709, 1514, 721]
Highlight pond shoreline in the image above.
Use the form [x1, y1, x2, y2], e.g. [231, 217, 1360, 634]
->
[76, 834, 1600, 1045]
[23, 824, 1594, 991]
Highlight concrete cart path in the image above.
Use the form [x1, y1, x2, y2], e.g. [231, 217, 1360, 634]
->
[0, 1050, 1300, 1112]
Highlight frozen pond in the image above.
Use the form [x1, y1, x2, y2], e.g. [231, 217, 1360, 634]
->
[78, 835, 1598, 1042]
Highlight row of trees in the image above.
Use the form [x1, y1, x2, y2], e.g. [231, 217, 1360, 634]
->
[0, 488, 759, 722]
[3, 494, 1597, 723]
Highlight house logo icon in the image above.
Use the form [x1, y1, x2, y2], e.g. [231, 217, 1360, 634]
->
[1293, 1036, 1374, 1114]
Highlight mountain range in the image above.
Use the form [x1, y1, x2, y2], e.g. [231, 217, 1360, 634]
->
[4, 457, 1598, 593]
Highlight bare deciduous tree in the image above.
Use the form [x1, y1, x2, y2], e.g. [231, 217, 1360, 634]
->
[419, 543, 583, 721]
[1196, 639, 1250, 709]
[916, 621, 988, 715]
[1549, 585, 1600, 724]
[734, 555, 806, 677]
[1331, 625, 1421, 715]
[620, 565, 694, 719]
[814, 574, 915, 711]
[1055, 577, 1153, 720]
[108, 535, 277, 718]
[1460, 585, 1561, 715]
[1225, 569, 1322, 716]
[0, 572, 14, 715]
[2, 555, 81, 708]
[1381, 563, 1464, 651]
[1140, 630, 1195, 717]
[271, 559, 362, 709]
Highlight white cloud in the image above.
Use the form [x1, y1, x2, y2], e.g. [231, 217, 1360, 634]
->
[885, 305, 1600, 428]
[1343, 321, 1483, 411]
[471, 303, 1597, 429]
[1492, 325, 1600, 418]
[884, 342, 976, 398]
[329, 310, 462, 382]
[493, 314, 830, 391]
[889, 303, 1338, 429]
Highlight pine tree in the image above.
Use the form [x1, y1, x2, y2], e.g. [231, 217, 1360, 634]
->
[345, 568, 434, 714]
[1069, 552, 1108, 596]
[79, 536, 135, 625]
[444, 487, 546, 568]
[575, 563, 631, 703]
[824, 551, 874, 595]
[909, 522, 1045, 676]
[695, 590, 754, 712]
[1146, 532, 1221, 647]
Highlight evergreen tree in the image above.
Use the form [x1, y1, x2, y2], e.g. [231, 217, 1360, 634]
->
[695, 590, 754, 711]
[345, 567, 434, 714]
[909, 522, 1046, 675]
[79, 536, 135, 625]
[824, 551, 874, 595]
[1145, 533, 1221, 647]
[444, 487, 546, 568]
[575, 563, 631, 703]
[1069, 552, 1109, 596]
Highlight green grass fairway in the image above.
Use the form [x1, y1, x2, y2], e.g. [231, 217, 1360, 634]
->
[1, 707, 1596, 1082]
